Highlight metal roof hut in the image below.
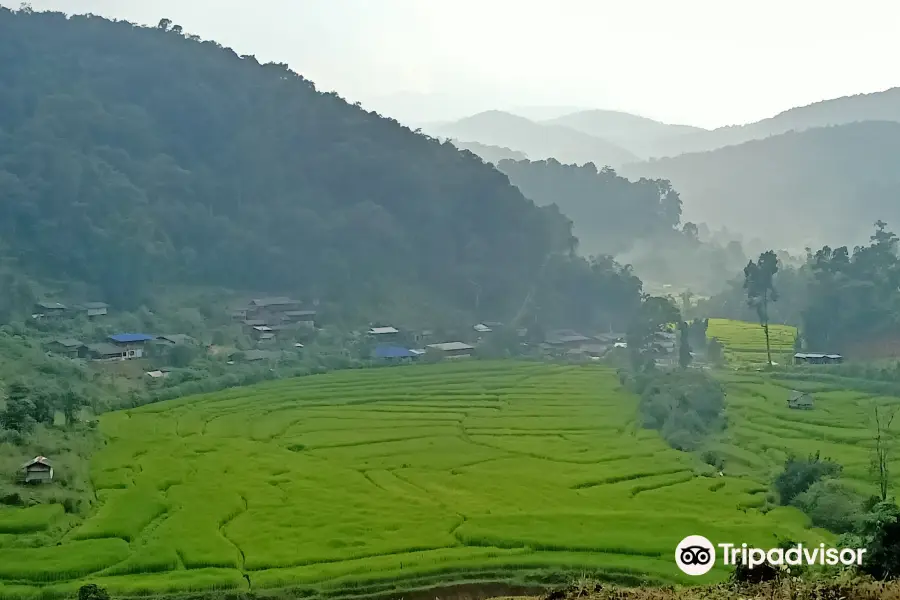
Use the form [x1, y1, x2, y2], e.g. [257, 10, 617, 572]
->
[21, 456, 53, 483]
[788, 390, 815, 410]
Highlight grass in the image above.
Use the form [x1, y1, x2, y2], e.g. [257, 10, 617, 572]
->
[712, 374, 900, 491]
[0, 359, 886, 598]
[707, 318, 797, 365]
[0, 504, 63, 533]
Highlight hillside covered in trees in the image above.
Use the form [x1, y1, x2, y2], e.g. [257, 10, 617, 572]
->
[649, 86, 900, 157]
[496, 159, 748, 292]
[621, 121, 900, 249]
[497, 159, 682, 256]
[0, 7, 645, 331]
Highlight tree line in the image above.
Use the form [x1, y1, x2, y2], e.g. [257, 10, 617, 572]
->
[702, 221, 900, 356]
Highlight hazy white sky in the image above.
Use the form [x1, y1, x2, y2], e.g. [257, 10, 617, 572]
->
[14, 0, 900, 127]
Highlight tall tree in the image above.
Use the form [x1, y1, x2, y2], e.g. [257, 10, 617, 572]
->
[871, 403, 898, 502]
[678, 321, 692, 368]
[743, 251, 779, 365]
[626, 295, 681, 371]
[0, 382, 35, 432]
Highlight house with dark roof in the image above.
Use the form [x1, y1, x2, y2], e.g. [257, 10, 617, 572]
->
[251, 325, 275, 342]
[426, 341, 475, 359]
[794, 352, 843, 365]
[155, 334, 196, 346]
[788, 390, 815, 410]
[109, 334, 155, 359]
[80, 302, 109, 318]
[282, 310, 317, 327]
[21, 456, 53, 483]
[246, 297, 303, 320]
[86, 343, 127, 361]
[34, 301, 67, 317]
[249, 297, 298, 309]
[46, 339, 86, 358]
[545, 331, 592, 349]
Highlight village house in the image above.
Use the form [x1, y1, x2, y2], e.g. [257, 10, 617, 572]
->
[21, 456, 53, 484]
[246, 297, 303, 321]
[426, 341, 475, 359]
[86, 343, 127, 361]
[545, 331, 592, 350]
[242, 319, 268, 331]
[368, 326, 401, 342]
[794, 352, 843, 365]
[788, 390, 815, 410]
[33, 301, 67, 318]
[281, 310, 317, 328]
[145, 369, 171, 379]
[45, 339, 86, 358]
[653, 331, 677, 354]
[594, 332, 626, 344]
[109, 333, 155, 359]
[411, 330, 435, 345]
[155, 334, 196, 346]
[575, 343, 611, 359]
[80, 302, 109, 318]
[372, 344, 419, 362]
[251, 325, 275, 342]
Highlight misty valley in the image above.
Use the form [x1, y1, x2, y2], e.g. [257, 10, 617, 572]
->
[1, 5, 900, 600]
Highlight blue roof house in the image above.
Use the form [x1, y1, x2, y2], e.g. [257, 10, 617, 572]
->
[372, 344, 418, 361]
[109, 334, 156, 359]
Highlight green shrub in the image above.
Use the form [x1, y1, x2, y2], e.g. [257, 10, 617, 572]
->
[774, 452, 842, 506]
[791, 479, 862, 534]
[637, 370, 725, 451]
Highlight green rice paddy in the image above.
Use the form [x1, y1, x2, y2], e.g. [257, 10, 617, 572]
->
[0, 359, 881, 599]
[707, 318, 797, 365]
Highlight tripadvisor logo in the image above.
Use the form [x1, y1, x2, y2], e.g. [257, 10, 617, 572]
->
[676, 535, 716, 576]
[675, 535, 867, 576]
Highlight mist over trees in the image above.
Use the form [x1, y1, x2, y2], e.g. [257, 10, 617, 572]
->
[495, 159, 749, 292]
[621, 122, 900, 250]
[702, 221, 900, 357]
[496, 159, 682, 255]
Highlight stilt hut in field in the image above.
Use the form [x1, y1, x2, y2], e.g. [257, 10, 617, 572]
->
[788, 391, 814, 410]
[21, 456, 54, 483]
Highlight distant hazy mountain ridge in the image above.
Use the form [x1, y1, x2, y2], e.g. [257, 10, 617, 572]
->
[620, 120, 900, 249]
[426, 110, 639, 168]
[544, 109, 705, 158]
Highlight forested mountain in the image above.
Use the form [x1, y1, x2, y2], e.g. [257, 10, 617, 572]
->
[448, 140, 527, 163]
[620, 121, 900, 250]
[429, 111, 639, 168]
[496, 159, 748, 292]
[496, 160, 682, 256]
[651, 87, 900, 157]
[544, 110, 704, 159]
[0, 7, 643, 330]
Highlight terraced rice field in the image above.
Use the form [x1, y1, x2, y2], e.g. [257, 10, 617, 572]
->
[707, 319, 798, 365]
[714, 373, 900, 496]
[0, 362, 831, 599]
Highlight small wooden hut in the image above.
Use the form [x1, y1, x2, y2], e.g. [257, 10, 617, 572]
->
[21, 456, 54, 483]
